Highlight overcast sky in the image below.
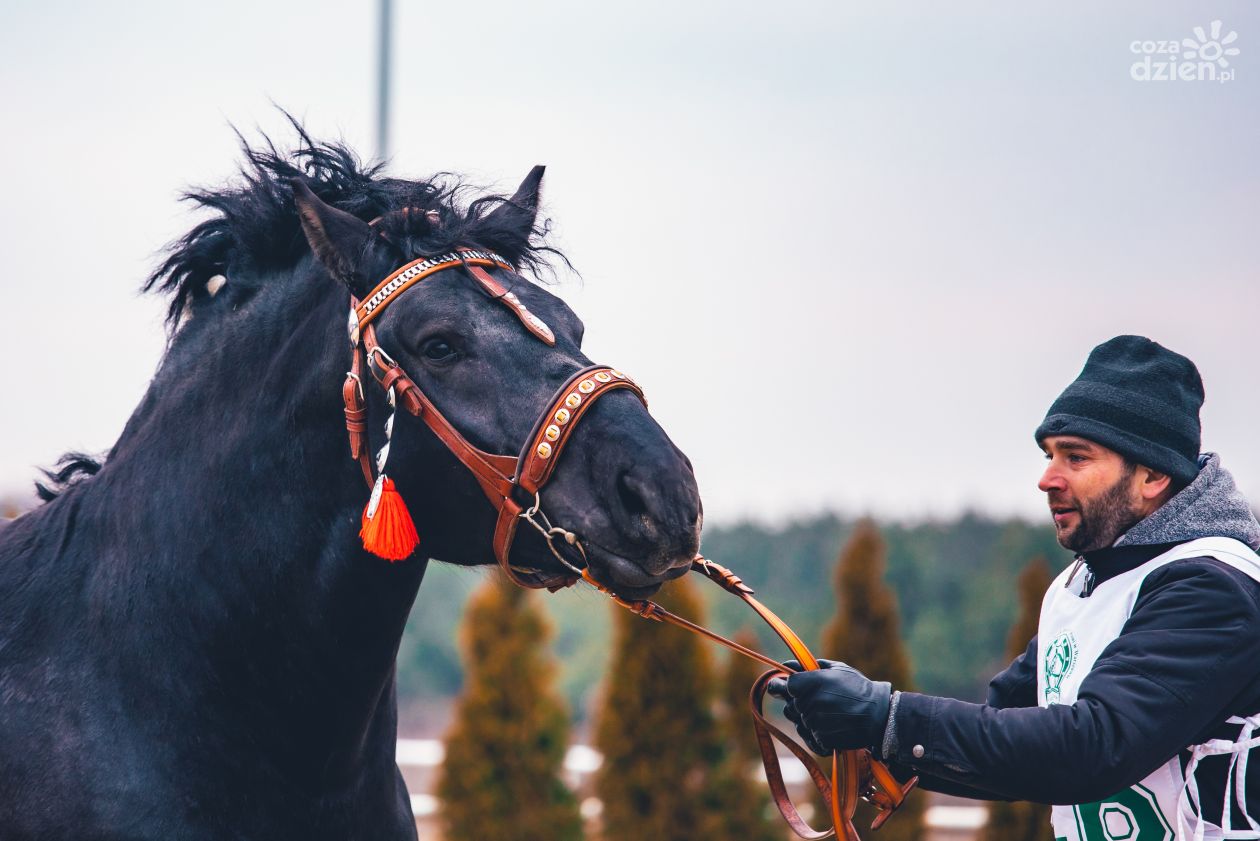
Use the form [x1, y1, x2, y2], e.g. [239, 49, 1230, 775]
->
[2, 1, 1257, 525]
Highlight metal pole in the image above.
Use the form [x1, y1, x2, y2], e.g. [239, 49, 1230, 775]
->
[376, 0, 392, 162]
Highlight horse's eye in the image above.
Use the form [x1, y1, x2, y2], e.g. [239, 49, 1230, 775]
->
[421, 338, 457, 361]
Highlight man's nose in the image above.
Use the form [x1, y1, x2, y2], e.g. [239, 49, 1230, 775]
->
[1038, 461, 1066, 493]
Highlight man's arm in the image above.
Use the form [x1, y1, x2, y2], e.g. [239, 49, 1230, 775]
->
[986, 636, 1039, 709]
[893, 637, 1039, 801]
[884, 559, 1260, 804]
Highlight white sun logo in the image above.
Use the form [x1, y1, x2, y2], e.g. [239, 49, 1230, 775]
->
[1183, 20, 1241, 68]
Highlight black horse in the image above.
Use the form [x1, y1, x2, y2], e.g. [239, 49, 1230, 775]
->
[0, 129, 702, 840]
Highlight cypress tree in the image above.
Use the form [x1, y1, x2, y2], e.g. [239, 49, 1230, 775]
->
[591, 575, 727, 841]
[820, 518, 925, 841]
[436, 574, 583, 841]
[982, 558, 1054, 841]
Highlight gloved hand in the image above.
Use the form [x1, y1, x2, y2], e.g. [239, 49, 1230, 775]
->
[767, 659, 892, 757]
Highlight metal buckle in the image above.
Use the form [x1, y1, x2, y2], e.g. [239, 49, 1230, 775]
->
[344, 371, 365, 403]
[366, 346, 399, 383]
[367, 346, 397, 370]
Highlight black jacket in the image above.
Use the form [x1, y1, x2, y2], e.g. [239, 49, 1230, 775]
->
[886, 541, 1260, 822]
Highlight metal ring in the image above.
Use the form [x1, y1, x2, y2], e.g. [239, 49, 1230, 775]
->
[517, 493, 586, 576]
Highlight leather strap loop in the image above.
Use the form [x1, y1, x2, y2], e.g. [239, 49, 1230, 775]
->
[492, 500, 526, 582]
[750, 670, 853, 840]
[343, 345, 375, 488]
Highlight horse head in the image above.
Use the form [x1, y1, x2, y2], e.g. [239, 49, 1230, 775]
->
[292, 167, 701, 599]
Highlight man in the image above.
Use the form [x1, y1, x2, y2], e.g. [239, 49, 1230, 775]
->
[771, 335, 1260, 840]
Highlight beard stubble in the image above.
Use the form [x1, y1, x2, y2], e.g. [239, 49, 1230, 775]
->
[1057, 465, 1142, 553]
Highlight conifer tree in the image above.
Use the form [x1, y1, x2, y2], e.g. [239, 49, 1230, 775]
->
[821, 518, 925, 841]
[592, 575, 728, 841]
[982, 558, 1054, 841]
[436, 574, 582, 841]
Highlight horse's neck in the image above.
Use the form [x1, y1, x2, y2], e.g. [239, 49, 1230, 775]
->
[89, 284, 427, 783]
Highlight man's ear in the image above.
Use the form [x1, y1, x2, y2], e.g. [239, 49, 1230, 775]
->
[291, 177, 376, 297]
[481, 165, 545, 263]
[1138, 465, 1173, 501]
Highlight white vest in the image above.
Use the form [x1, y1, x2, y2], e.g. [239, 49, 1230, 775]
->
[1037, 537, 1260, 841]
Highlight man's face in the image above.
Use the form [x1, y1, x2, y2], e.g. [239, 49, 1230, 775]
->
[1037, 436, 1143, 553]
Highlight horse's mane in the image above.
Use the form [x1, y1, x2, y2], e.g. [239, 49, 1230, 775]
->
[34, 452, 104, 502]
[144, 116, 566, 329]
[35, 117, 568, 504]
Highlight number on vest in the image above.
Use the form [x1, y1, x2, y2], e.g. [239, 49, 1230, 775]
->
[1073, 785, 1173, 841]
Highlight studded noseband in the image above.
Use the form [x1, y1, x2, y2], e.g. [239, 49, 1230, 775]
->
[342, 247, 644, 589]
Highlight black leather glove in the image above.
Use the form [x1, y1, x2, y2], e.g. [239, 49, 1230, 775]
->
[767, 659, 892, 756]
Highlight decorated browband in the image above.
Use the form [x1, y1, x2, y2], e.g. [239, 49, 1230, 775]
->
[350, 249, 555, 346]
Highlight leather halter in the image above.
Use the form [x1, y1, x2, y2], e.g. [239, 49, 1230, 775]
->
[342, 248, 645, 589]
[341, 247, 915, 837]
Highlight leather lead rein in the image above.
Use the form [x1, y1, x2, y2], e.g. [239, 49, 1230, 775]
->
[581, 557, 918, 840]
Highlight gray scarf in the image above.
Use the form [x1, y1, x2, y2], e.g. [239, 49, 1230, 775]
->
[1116, 453, 1260, 551]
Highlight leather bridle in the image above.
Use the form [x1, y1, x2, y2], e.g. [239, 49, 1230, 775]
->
[342, 246, 644, 590]
[341, 247, 916, 838]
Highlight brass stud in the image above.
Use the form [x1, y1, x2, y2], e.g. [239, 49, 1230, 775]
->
[578, 379, 595, 394]
[595, 371, 612, 383]
[554, 408, 571, 425]
[544, 424, 561, 442]
[536, 442, 553, 459]
[611, 370, 625, 379]
[565, 393, 582, 409]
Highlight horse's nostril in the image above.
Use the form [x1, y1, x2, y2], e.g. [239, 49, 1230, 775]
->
[616, 470, 650, 517]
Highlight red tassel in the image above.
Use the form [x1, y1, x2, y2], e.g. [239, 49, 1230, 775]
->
[360, 476, 420, 561]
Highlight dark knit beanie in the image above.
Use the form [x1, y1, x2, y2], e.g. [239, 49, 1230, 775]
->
[1035, 335, 1203, 485]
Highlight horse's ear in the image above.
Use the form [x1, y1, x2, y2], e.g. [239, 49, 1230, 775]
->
[291, 178, 375, 297]
[484, 165, 545, 255]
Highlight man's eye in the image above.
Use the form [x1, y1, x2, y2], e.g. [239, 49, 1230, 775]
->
[422, 339, 457, 361]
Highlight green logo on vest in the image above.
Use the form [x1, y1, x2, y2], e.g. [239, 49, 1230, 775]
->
[1045, 630, 1077, 704]
[1073, 784, 1172, 841]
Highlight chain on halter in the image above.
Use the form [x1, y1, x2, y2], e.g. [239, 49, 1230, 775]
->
[339, 244, 916, 838]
